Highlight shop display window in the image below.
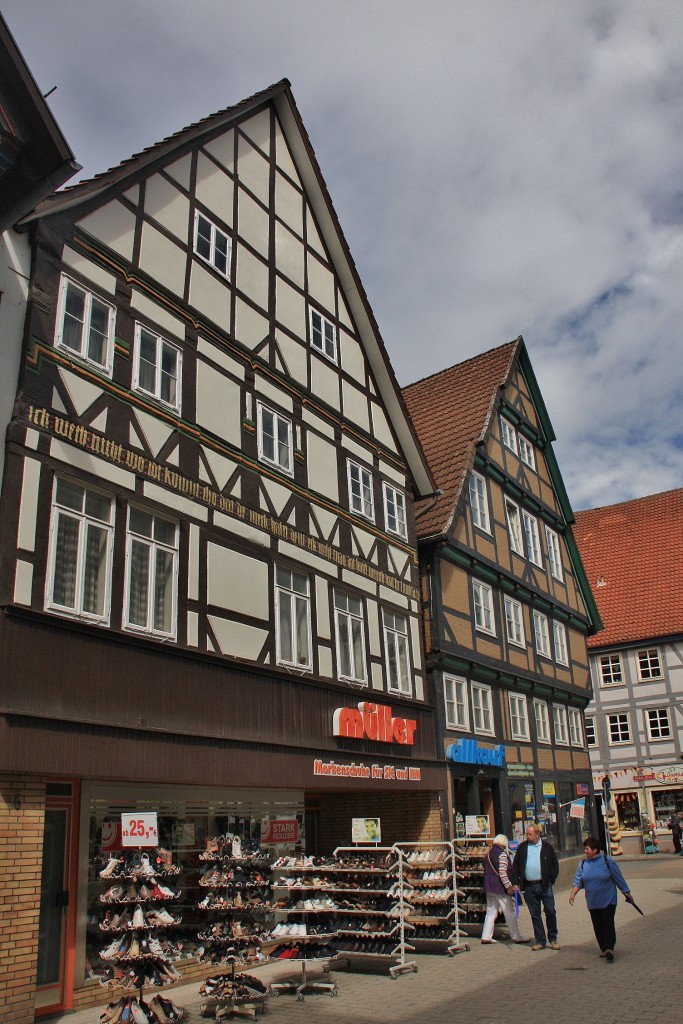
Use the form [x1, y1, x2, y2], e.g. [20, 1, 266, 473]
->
[559, 782, 586, 851]
[653, 789, 683, 829]
[615, 791, 641, 831]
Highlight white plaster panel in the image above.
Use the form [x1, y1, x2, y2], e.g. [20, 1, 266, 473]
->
[339, 329, 365, 382]
[275, 222, 304, 288]
[341, 569, 376, 595]
[13, 560, 33, 606]
[195, 152, 233, 226]
[139, 223, 186, 297]
[25, 428, 40, 451]
[349, 526, 375, 560]
[236, 246, 268, 312]
[196, 361, 242, 445]
[165, 153, 193, 191]
[379, 458, 406, 485]
[302, 407, 335, 440]
[238, 189, 269, 258]
[134, 409, 175, 460]
[123, 186, 140, 206]
[131, 290, 186, 339]
[50, 440, 135, 489]
[277, 540, 332, 577]
[197, 337, 245, 380]
[90, 410, 107, 433]
[61, 247, 117, 294]
[203, 131, 235, 175]
[337, 291, 353, 331]
[307, 252, 335, 313]
[315, 577, 331, 639]
[207, 544, 268, 616]
[387, 547, 412, 579]
[260, 477, 291, 518]
[370, 403, 398, 452]
[274, 123, 301, 186]
[17, 457, 41, 552]
[208, 616, 268, 662]
[237, 134, 270, 207]
[275, 172, 303, 236]
[142, 482, 209, 522]
[380, 586, 408, 609]
[318, 646, 333, 680]
[213, 512, 269, 547]
[187, 610, 198, 648]
[367, 600, 381, 656]
[342, 380, 370, 432]
[235, 298, 269, 351]
[343, 435, 374, 463]
[77, 201, 136, 261]
[310, 357, 340, 411]
[414, 676, 424, 701]
[144, 174, 190, 241]
[275, 278, 306, 341]
[255, 376, 293, 413]
[275, 332, 307, 386]
[371, 663, 384, 691]
[306, 433, 339, 504]
[310, 505, 338, 542]
[189, 262, 232, 332]
[304, 205, 325, 256]
[411, 616, 423, 672]
[199, 446, 238, 493]
[56, 368, 102, 419]
[189, 523, 200, 602]
[241, 109, 271, 156]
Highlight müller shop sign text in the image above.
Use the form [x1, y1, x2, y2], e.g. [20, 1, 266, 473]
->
[313, 759, 422, 782]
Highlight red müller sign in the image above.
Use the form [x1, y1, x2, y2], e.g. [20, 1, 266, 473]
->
[333, 701, 417, 745]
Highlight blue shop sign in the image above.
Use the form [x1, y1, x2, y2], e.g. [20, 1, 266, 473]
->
[446, 739, 506, 767]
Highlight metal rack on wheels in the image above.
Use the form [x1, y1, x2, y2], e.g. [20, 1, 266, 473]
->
[397, 840, 469, 955]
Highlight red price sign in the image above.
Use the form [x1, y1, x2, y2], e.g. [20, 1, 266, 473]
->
[121, 812, 158, 847]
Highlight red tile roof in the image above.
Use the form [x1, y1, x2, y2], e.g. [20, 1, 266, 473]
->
[402, 339, 520, 539]
[573, 488, 683, 648]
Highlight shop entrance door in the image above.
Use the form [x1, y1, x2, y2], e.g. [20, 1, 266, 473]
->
[35, 782, 79, 1017]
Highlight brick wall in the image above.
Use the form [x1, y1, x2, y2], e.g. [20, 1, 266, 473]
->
[319, 790, 445, 853]
[0, 774, 46, 1024]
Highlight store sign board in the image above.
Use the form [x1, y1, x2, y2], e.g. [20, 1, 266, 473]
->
[333, 702, 417, 745]
[576, 783, 590, 796]
[570, 799, 586, 819]
[101, 821, 123, 853]
[261, 818, 299, 844]
[507, 763, 535, 778]
[313, 758, 422, 782]
[121, 812, 158, 847]
[593, 765, 683, 789]
[446, 739, 505, 767]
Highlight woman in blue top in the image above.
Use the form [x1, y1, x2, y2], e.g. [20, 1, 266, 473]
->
[568, 836, 632, 962]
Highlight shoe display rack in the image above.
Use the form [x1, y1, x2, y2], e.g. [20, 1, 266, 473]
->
[328, 846, 417, 979]
[452, 840, 491, 936]
[195, 835, 271, 1018]
[96, 849, 185, 1021]
[397, 842, 469, 955]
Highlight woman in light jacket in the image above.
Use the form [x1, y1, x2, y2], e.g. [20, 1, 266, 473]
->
[569, 835, 632, 962]
[481, 834, 531, 944]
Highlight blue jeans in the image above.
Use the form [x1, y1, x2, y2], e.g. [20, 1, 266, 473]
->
[523, 882, 557, 946]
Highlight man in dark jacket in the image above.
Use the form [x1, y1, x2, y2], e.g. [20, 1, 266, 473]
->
[509, 823, 560, 950]
[667, 811, 682, 854]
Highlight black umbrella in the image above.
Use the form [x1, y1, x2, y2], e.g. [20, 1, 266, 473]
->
[625, 893, 644, 915]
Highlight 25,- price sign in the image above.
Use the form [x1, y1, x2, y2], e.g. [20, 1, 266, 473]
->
[121, 812, 158, 847]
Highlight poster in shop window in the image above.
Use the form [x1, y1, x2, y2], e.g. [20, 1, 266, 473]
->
[352, 818, 381, 843]
[465, 814, 491, 836]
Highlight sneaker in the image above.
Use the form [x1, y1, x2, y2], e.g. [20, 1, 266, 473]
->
[531, 944, 546, 951]
[549, 941, 561, 950]
[605, 949, 614, 962]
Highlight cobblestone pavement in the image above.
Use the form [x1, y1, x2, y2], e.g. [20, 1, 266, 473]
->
[54, 856, 683, 1024]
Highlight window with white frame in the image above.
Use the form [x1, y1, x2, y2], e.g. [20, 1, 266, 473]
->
[257, 403, 293, 475]
[444, 675, 469, 731]
[309, 308, 337, 362]
[275, 566, 311, 669]
[383, 483, 407, 539]
[134, 324, 181, 411]
[522, 510, 542, 566]
[552, 704, 569, 745]
[637, 648, 662, 680]
[607, 712, 630, 744]
[383, 609, 411, 695]
[598, 653, 623, 686]
[334, 590, 367, 685]
[471, 682, 494, 735]
[545, 526, 563, 581]
[509, 693, 529, 740]
[533, 610, 550, 658]
[468, 471, 491, 533]
[55, 276, 115, 372]
[500, 417, 518, 454]
[46, 478, 113, 623]
[553, 620, 569, 666]
[194, 212, 231, 278]
[518, 435, 536, 470]
[124, 508, 178, 639]
[348, 460, 374, 521]
[568, 707, 584, 746]
[585, 717, 596, 746]
[645, 707, 671, 740]
[505, 498, 524, 555]
[472, 579, 495, 635]
[504, 596, 525, 647]
[533, 699, 551, 743]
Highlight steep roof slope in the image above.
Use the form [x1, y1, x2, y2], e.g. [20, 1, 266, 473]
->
[402, 339, 520, 539]
[574, 488, 683, 648]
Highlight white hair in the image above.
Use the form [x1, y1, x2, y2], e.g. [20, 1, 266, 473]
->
[492, 834, 509, 847]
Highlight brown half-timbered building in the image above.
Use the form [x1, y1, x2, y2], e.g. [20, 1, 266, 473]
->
[403, 338, 602, 854]
[0, 80, 443, 1017]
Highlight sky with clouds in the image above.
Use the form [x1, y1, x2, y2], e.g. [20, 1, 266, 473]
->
[5, 0, 683, 512]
